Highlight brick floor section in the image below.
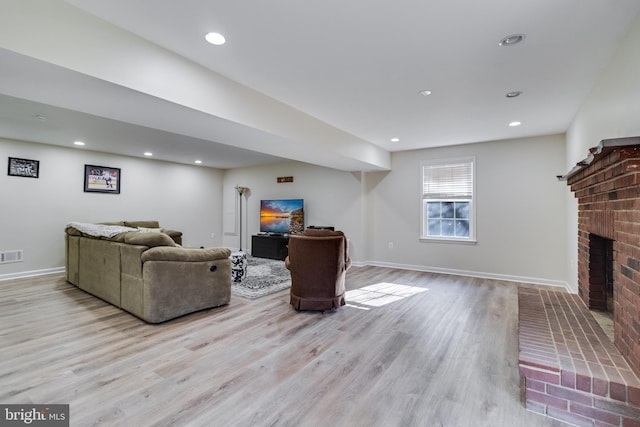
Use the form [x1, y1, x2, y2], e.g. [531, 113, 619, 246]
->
[518, 288, 640, 426]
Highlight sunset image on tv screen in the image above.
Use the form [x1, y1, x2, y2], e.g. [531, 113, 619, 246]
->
[260, 199, 304, 233]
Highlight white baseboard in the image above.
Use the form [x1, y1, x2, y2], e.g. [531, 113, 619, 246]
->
[354, 260, 570, 291]
[2, 262, 572, 294]
[0, 267, 65, 282]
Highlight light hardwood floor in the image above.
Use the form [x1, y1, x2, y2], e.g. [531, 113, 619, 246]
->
[0, 267, 569, 427]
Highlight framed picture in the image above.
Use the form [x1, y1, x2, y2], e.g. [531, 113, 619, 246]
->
[8, 157, 39, 178]
[84, 164, 121, 194]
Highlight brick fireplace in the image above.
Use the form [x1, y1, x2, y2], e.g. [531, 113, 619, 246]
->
[564, 136, 640, 375]
[515, 137, 640, 426]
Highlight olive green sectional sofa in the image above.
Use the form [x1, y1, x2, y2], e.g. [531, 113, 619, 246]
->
[65, 220, 231, 323]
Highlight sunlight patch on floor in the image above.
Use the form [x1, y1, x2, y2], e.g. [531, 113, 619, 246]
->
[345, 282, 429, 309]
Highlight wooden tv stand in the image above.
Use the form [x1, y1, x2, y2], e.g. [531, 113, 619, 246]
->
[251, 234, 289, 260]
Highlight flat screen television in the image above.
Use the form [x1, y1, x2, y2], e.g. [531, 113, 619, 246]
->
[260, 199, 304, 234]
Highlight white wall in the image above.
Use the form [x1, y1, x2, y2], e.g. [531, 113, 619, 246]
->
[369, 134, 568, 286]
[2, 134, 568, 286]
[0, 138, 224, 279]
[222, 162, 366, 260]
[565, 12, 640, 291]
[222, 135, 568, 286]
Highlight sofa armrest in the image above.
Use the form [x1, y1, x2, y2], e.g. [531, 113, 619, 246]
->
[141, 247, 231, 262]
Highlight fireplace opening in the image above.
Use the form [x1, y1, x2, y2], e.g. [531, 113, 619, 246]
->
[588, 234, 614, 314]
[588, 234, 615, 340]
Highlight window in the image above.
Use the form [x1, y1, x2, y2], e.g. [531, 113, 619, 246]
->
[421, 157, 475, 242]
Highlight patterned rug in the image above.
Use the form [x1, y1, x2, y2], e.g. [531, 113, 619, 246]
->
[231, 255, 291, 299]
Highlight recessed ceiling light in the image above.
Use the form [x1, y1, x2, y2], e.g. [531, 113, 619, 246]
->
[509, 121, 522, 127]
[418, 90, 432, 96]
[205, 32, 226, 45]
[499, 34, 525, 47]
[144, 152, 153, 157]
[194, 160, 202, 164]
[391, 138, 400, 142]
[34, 115, 46, 121]
[506, 91, 523, 98]
[74, 141, 85, 146]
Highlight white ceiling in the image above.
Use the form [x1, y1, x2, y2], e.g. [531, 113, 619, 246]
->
[2, 0, 640, 170]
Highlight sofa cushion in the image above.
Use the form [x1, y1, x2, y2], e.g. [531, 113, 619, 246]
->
[163, 229, 183, 245]
[108, 232, 129, 243]
[124, 220, 160, 228]
[124, 231, 178, 248]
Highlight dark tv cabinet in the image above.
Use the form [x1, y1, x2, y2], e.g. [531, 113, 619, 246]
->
[251, 235, 289, 260]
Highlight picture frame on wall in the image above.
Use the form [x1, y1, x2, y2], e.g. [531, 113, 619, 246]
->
[8, 157, 39, 178]
[84, 164, 121, 194]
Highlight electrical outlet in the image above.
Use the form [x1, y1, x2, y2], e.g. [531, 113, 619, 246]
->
[210, 232, 216, 239]
[388, 242, 394, 249]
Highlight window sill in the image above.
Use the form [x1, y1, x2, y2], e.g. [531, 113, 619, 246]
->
[420, 237, 477, 245]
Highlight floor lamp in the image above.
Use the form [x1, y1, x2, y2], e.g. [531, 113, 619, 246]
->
[235, 186, 249, 251]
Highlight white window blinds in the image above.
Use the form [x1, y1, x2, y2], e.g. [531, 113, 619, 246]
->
[422, 160, 473, 199]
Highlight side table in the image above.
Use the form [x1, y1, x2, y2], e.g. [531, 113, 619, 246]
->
[230, 251, 248, 283]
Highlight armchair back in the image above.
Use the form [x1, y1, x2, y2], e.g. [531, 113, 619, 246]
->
[285, 229, 351, 311]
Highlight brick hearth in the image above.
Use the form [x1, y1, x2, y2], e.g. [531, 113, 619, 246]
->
[518, 288, 640, 426]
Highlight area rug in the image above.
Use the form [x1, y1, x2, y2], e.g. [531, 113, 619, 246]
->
[231, 255, 291, 299]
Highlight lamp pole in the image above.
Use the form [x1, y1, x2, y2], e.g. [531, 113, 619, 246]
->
[235, 186, 249, 252]
[239, 193, 243, 251]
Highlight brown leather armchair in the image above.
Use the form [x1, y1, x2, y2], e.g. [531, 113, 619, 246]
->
[285, 229, 351, 311]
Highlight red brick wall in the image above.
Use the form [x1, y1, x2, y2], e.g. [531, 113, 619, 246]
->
[567, 145, 640, 376]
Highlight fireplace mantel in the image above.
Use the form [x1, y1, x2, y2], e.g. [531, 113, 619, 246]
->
[558, 135, 640, 181]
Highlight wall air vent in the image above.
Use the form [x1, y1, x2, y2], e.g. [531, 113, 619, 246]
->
[0, 250, 23, 264]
